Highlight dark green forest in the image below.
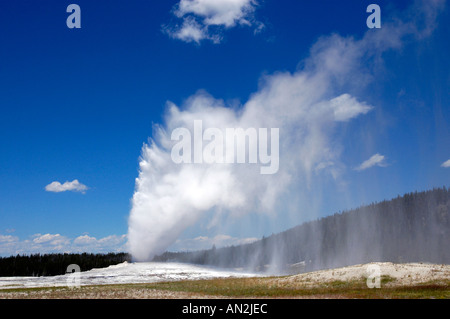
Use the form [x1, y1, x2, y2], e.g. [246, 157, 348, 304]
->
[0, 252, 131, 277]
[154, 187, 450, 273]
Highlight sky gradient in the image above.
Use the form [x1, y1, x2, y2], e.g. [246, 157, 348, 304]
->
[0, 0, 449, 257]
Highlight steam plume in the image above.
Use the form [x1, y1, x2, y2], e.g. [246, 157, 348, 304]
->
[128, 0, 446, 261]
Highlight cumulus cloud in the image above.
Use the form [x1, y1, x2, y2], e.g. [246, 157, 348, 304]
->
[355, 154, 388, 171]
[167, 16, 215, 44]
[441, 159, 450, 168]
[73, 234, 127, 253]
[330, 94, 373, 122]
[73, 234, 98, 246]
[28, 233, 71, 253]
[164, 0, 262, 43]
[32, 233, 70, 245]
[45, 179, 88, 194]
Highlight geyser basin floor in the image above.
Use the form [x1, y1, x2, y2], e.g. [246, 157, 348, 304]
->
[0, 262, 448, 299]
[0, 262, 260, 290]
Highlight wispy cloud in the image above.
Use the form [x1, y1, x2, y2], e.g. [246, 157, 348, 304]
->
[45, 179, 88, 194]
[355, 153, 388, 171]
[163, 0, 263, 44]
[0, 235, 19, 256]
[441, 159, 450, 168]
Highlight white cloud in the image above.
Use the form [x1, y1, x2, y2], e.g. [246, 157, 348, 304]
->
[73, 235, 98, 246]
[73, 234, 128, 253]
[164, 0, 262, 43]
[355, 153, 388, 171]
[441, 159, 450, 168]
[73, 234, 128, 248]
[0, 233, 127, 257]
[45, 179, 88, 193]
[27, 233, 72, 254]
[175, 0, 256, 27]
[164, 16, 218, 44]
[330, 94, 373, 122]
[98, 235, 127, 246]
[0, 235, 19, 257]
[32, 233, 69, 245]
[0, 235, 18, 244]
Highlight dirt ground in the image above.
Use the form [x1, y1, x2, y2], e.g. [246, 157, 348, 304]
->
[0, 286, 217, 299]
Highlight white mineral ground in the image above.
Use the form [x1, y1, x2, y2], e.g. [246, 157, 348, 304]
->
[271, 262, 450, 288]
[0, 262, 448, 298]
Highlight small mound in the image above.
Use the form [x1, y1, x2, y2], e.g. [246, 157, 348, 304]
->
[272, 262, 450, 288]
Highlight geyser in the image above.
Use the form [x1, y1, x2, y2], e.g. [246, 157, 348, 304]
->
[127, 0, 445, 262]
[170, 119, 280, 174]
[127, 91, 372, 262]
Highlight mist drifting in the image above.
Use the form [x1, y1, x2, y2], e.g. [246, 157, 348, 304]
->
[127, 0, 446, 262]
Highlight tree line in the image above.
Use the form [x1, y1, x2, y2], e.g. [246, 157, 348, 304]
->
[154, 187, 450, 273]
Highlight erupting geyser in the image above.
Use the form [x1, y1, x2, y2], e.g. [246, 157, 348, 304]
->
[127, 0, 445, 262]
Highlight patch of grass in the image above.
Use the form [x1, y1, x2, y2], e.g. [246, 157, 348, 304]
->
[137, 277, 449, 299]
[381, 275, 397, 285]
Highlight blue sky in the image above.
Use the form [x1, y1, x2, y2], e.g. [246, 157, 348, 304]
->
[0, 0, 449, 257]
